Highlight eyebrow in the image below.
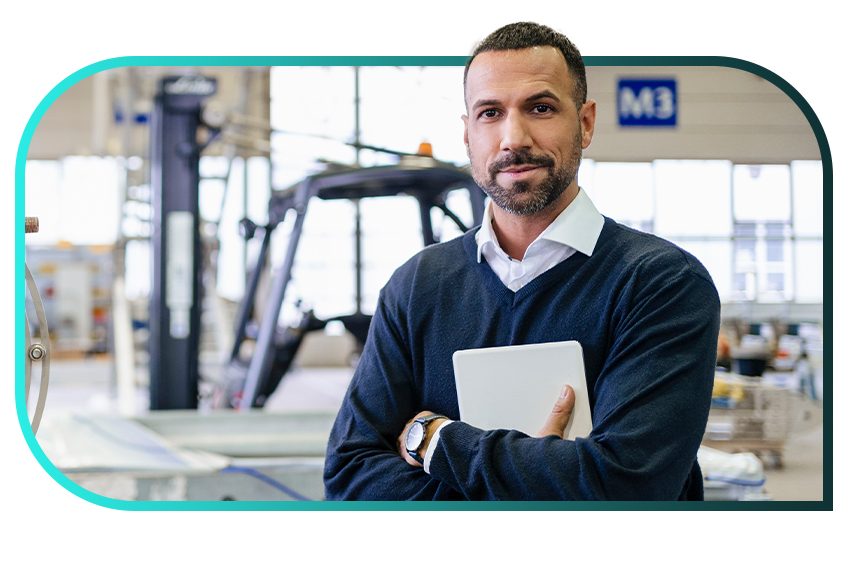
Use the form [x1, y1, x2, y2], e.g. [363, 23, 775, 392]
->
[470, 98, 501, 112]
[470, 90, 562, 112]
[526, 90, 561, 104]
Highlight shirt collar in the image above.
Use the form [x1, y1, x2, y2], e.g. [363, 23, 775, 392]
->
[475, 187, 605, 263]
[475, 203, 500, 263]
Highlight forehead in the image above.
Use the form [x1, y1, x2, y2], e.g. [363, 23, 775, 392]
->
[465, 46, 572, 106]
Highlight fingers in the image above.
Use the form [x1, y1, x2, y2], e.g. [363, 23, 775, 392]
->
[536, 385, 575, 439]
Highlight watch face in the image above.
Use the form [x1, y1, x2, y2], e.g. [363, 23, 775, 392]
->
[405, 422, 425, 451]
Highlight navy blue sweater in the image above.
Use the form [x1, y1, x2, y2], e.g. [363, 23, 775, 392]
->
[324, 217, 720, 500]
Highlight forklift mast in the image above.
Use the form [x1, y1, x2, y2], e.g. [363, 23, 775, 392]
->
[148, 75, 217, 410]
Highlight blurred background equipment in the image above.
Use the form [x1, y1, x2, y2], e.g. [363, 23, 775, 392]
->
[704, 320, 824, 471]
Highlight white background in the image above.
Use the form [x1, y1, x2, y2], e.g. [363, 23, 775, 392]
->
[3, 1, 842, 563]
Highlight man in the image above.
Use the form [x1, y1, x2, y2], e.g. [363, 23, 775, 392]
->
[323, 22, 720, 501]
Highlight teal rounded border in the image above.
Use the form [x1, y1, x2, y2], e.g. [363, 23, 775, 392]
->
[15, 56, 833, 511]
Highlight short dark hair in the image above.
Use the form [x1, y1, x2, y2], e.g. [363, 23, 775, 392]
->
[464, 22, 587, 109]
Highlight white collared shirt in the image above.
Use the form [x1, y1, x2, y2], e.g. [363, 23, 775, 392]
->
[424, 188, 605, 475]
[475, 187, 605, 290]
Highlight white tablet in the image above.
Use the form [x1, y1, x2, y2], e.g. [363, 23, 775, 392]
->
[452, 341, 593, 440]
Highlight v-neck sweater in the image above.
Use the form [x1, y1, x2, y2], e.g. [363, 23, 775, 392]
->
[324, 217, 721, 501]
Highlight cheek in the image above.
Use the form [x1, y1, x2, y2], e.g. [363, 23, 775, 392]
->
[466, 134, 488, 162]
[538, 118, 578, 150]
[547, 132, 577, 159]
[468, 127, 499, 151]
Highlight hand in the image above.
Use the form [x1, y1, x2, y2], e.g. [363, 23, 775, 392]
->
[536, 385, 575, 438]
[397, 410, 448, 468]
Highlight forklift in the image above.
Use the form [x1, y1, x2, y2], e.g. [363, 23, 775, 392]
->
[225, 154, 485, 409]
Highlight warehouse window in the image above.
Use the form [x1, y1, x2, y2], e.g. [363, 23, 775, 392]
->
[791, 161, 824, 303]
[579, 159, 823, 305]
[265, 66, 470, 322]
[269, 66, 357, 189]
[124, 239, 150, 300]
[652, 160, 734, 298]
[584, 162, 654, 233]
[358, 66, 468, 165]
[731, 164, 793, 302]
[272, 197, 358, 321]
[653, 160, 733, 237]
[359, 195, 422, 313]
[214, 156, 272, 303]
[25, 156, 121, 245]
[267, 66, 358, 321]
[24, 160, 62, 245]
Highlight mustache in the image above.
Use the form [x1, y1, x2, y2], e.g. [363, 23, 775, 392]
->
[488, 151, 555, 176]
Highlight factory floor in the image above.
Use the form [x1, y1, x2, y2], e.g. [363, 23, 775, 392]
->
[28, 358, 826, 502]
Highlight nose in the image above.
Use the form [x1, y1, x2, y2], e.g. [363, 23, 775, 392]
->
[499, 112, 533, 153]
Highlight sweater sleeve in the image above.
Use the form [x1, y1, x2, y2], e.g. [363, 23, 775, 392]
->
[323, 279, 461, 501]
[427, 255, 720, 501]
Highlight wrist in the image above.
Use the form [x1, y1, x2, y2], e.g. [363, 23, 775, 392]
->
[419, 418, 448, 461]
[402, 413, 448, 466]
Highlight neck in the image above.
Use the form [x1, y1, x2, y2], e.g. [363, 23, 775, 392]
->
[491, 182, 579, 260]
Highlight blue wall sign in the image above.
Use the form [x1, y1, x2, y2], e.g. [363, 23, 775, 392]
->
[617, 79, 677, 127]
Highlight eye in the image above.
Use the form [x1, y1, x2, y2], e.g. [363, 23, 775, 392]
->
[478, 108, 499, 119]
[532, 104, 554, 114]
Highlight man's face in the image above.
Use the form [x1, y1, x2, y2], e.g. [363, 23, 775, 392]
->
[463, 46, 594, 215]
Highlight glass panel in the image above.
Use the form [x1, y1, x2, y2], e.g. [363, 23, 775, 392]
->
[591, 162, 653, 230]
[734, 273, 758, 301]
[24, 160, 62, 245]
[359, 67, 468, 165]
[794, 240, 824, 303]
[125, 240, 150, 300]
[732, 236, 791, 302]
[360, 196, 423, 314]
[216, 158, 246, 301]
[765, 220, 789, 237]
[270, 67, 357, 189]
[199, 155, 230, 179]
[246, 157, 270, 225]
[27, 157, 122, 245]
[733, 164, 790, 222]
[734, 222, 756, 237]
[735, 239, 756, 264]
[766, 273, 784, 291]
[791, 160, 824, 237]
[654, 160, 732, 237]
[282, 198, 357, 322]
[766, 239, 784, 262]
[198, 179, 225, 223]
[730, 165, 794, 303]
[577, 159, 595, 197]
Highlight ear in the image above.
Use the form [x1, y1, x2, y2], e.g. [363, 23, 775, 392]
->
[462, 114, 470, 158]
[579, 100, 597, 150]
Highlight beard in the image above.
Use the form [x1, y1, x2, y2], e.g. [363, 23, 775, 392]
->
[471, 129, 583, 215]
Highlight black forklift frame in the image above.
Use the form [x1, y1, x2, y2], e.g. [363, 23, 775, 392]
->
[229, 158, 485, 409]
